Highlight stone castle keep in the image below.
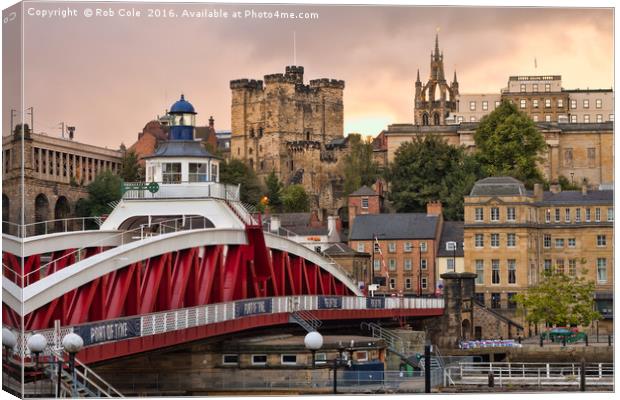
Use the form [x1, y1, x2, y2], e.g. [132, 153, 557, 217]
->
[230, 66, 349, 217]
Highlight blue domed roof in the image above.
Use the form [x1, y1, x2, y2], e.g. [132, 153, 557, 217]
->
[170, 94, 196, 114]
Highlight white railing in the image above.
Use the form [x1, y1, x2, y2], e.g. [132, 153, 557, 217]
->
[3, 217, 103, 238]
[122, 181, 240, 201]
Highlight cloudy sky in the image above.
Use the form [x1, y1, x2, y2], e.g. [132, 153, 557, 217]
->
[4, 2, 614, 148]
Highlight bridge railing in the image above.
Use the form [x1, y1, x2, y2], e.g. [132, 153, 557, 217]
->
[11, 295, 444, 357]
[2, 217, 103, 238]
[121, 181, 240, 201]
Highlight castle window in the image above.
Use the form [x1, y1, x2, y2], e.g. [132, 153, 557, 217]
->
[306, 131, 310, 141]
[249, 148, 253, 155]
[258, 127, 264, 137]
[260, 161, 264, 170]
[422, 113, 429, 126]
[249, 158, 254, 169]
[249, 128, 255, 138]
[433, 113, 440, 125]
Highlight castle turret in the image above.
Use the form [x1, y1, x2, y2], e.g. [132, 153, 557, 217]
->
[284, 65, 305, 84]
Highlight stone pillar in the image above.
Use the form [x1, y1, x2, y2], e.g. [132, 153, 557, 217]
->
[437, 272, 477, 348]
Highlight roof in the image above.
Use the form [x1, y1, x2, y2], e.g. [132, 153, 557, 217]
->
[323, 243, 366, 256]
[144, 140, 219, 159]
[265, 213, 329, 236]
[541, 190, 613, 205]
[437, 221, 464, 257]
[470, 177, 527, 197]
[170, 94, 196, 114]
[349, 186, 378, 197]
[349, 213, 440, 240]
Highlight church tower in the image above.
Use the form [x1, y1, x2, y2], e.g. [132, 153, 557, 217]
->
[414, 34, 458, 126]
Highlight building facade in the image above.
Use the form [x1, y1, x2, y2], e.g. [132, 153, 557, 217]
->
[230, 65, 349, 217]
[463, 177, 613, 333]
[436, 221, 465, 285]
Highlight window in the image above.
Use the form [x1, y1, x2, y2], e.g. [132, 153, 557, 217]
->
[596, 99, 602, 109]
[469, 101, 476, 111]
[545, 99, 551, 108]
[568, 238, 576, 248]
[533, 84, 538, 92]
[389, 278, 396, 290]
[491, 293, 501, 309]
[556, 259, 565, 274]
[575, 208, 581, 222]
[188, 163, 208, 182]
[533, 99, 539, 108]
[596, 258, 607, 283]
[404, 259, 412, 271]
[507, 293, 517, 309]
[475, 293, 485, 305]
[388, 242, 396, 253]
[506, 233, 516, 247]
[570, 99, 577, 109]
[354, 351, 368, 362]
[252, 355, 268, 365]
[608, 208, 614, 222]
[419, 242, 427, 252]
[565, 208, 571, 223]
[554, 208, 561, 223]
[585, 208, 591, 222]
[543, 234, 551, 248]
[420, 259, 428, 270]
[482, 101, 488, 111]
[544, 259, 552, 272]
[447, 258, 455, 272]
[315, 353, 327, 364]
[373, 259, 381, 271]
[533, 115, 539, 122]
[505, 207, 515, 221]
[568, 259, 577, 276]
[373, 242, 380, 253]
[491, 207, 500, 221]
[507, 260, 516, 284]
[475, 234, 484, 248]
[475, 208, 484, 221]
[223, 354, 239, 365]
[404, 242, 412, 252]
[520, 99, 526, 109]
[357, 243, 365, 252]
[162, 163, 182, 183]
[545, 83, 551, 92]
[211, 163, 218, 182]
[597, 235, 606, 247]
[470, 116, 476, 122]
[520, 84, 526, 92]
[475, 260, 484, 284]
[595, 208, 601, 222]
[545, 209, 551, 223]
[570, 115, 577, 123]
[584, 115, 590, 123]
[388, 259, 397, 271]
[583, 99, 589, 109]
[610, 114, 614, 121]
[495, 100, 501, 108]
[361, 198, 369, 209]
[281, 355, 297, 365]
[557, 99, 564, 107]
[587, 148, 596, 166]
[545, 115, 551, 122]
[421, 277, 428, 289]
[596, 114, 603, 123]
[491, 234, 500, 248]
[555, 238, 564, 248]
[405, 278, 412, 290]
[491, 260, 500, 284]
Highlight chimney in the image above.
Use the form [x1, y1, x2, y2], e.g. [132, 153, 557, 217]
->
[426, 201, 443, 217]
[581, 183, 588, 196]
[549, 184, 561, 194]
[270, 216, 280, 233]
[309, 210, 321, 227]
[534, 183, 544, 201]
[209, 116, 215, 129]
[327, 216, 341, 235]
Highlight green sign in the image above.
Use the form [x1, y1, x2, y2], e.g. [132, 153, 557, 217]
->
[122, 182, 159, 193]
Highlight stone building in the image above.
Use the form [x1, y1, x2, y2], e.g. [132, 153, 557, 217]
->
[463, 177, 613, 334]
[2, 126, 123, 235]
[230, 66, 348, 217]
[323, 242, 371, 291]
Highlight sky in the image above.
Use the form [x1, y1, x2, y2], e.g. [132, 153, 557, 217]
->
[3, 2, 614, 148]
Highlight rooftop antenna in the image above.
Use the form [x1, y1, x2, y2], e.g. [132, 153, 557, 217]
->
[293, 31, 297, 65]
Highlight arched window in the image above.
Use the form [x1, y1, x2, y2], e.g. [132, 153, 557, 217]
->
[2, 194, 9, 234]
[433, 113, 440, 125]
[54, 196, 71, 232]
[249, 128, 255, 138]
[258, 127, 264, 137]
[34, 194, 49, 235]
[422, 113, 429, 126]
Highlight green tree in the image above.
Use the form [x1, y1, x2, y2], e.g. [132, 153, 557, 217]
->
[388, 135, 480, 220]
[514, 267, 600, 328]
[343, 134, 381, 196]
[281, 184, 310, 212]
[474, 100, 547, 187]
[76, 170, 123, 217]
[264, 171, 283, 212]
[120, 150, 144, 182]
[219, 159, 263, 205]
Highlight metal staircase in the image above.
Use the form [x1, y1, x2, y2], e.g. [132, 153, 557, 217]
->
[290, 309, 323, 333]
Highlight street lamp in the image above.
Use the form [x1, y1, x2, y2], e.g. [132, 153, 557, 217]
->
[304, 331, 323, 369]
[62, 333, 84, 397]
[26, 334, 48, 391]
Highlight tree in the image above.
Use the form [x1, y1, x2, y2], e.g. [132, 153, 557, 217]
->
[474, 100, 547, 187]
[264, 171, 283, 212]
[343, 134, 381, 196]
[219, 159, 263, 205]
[76, 170, 123, 217]
[281, 184, 310, 212]
[120, 150, 144, 182]
[388, 135, 480, 220]
[514, 267, 601, 328]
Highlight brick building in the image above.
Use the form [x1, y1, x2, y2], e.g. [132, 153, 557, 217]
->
[463, 176, 613, 334]
[347, 185, 384, 230]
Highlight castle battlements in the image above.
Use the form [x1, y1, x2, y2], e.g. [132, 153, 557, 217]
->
[309, 78, 345, 89]
[232, 66, 344, 93]
[230, 79, 264, 90]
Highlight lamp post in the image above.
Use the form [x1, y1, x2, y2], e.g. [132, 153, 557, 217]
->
[62, 333, 84, 398]
[26, 334, 47, 392]
[304, 331, 323, 369]
[332, 343, 347, 394]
